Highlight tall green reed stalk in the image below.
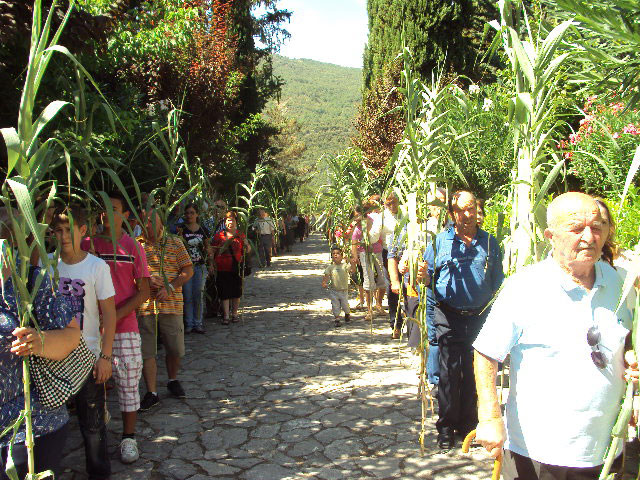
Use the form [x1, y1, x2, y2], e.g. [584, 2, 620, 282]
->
[316, 149, 373, 248]
[262, 174, 287, 252]
[488, 0, 575, 274]
[386, 46, 474, 449]
[234, 164, 266, 317]
[0, 0, 115, 477]
[134, 109, 204, 339]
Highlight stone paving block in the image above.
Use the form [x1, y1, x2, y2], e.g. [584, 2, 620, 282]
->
[355, 456, 402, 478]
[220, 457, 263, 468]
[158, 458, 199, 479]
[251, 423, 281, 438]
[315, 427, 355, 445]
[290, 438, 324, 457]
[314, 466, 348, 480]
[111, 461, 154, 480]
[320, 412, 359, 427]
[242, 437, 279, 455]
[194, 460, 241, 476]
[241, 463, 297, 480]
[281, 418, 323, 431]
[145, 413, 199, 431]
[171, 442, 204, 461]
[280, 427, 316, 442]
[201, 426, 248, 449]
[324, 437, 366, 461]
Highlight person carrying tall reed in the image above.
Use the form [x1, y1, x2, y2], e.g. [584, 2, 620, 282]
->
[474, 192, 637, 479]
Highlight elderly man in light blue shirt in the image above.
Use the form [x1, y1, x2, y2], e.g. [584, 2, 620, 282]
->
[473, 192, 635, 479]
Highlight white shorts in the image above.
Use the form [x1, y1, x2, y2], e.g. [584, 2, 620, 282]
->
[329, 290, 350, 317]
[359, 251, 389, 292]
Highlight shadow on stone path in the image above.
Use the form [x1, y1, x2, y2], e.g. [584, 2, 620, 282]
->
[59, 233, 493, 479]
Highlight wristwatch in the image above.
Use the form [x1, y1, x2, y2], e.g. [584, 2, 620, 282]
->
[167, 282, 176, 293]
[99, 352, 112, 362]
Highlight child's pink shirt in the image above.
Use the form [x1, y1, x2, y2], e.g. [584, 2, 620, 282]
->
[81, 233, 150, 333]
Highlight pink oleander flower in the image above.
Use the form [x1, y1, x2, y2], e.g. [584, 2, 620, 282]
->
[584, 95, 597, 111]
[613, 132, 621, 139]
[334, 229, 343, 238]
[610, 102, 625, 114]
[622, 124, 639, 135]
[579, 115, 595, 126]
[569, 132, 582, 145]
[563, 151, 573, 160]
[556, 140, 568, 149]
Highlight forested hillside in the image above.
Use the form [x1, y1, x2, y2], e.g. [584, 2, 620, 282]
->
[270, 55, 361, 199]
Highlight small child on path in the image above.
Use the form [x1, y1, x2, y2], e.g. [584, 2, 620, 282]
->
[322, 246, 355, 327]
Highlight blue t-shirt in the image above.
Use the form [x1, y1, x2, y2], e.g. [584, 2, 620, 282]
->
[0, 270, 74, 446]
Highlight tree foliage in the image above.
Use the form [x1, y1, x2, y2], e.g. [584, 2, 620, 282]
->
[0, 0, 292, 189]
[353, 60, 404, 173]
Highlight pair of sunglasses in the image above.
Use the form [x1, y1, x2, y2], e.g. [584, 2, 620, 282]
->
[587, 326, 606, 369]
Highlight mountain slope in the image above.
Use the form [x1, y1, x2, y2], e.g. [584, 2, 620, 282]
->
[270, 55, 362, 187]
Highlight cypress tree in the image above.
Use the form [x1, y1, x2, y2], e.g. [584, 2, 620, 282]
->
[363, 0, 497, 90]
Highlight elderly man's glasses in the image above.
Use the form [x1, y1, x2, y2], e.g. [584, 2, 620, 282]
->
[587, 326, 606, 369]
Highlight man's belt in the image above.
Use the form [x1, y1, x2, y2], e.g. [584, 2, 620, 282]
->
[436, 302, 485, 317]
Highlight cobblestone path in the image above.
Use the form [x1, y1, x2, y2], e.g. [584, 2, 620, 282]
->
[60, 233, 492, 479]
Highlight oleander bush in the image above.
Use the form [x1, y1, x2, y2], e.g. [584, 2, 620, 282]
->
[558, 96, 640, 196]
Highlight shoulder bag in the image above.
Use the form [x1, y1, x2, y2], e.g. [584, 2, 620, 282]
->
[27, 266, 95, 409]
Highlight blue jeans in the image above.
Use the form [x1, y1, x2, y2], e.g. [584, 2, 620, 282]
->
[426, 302, 440, 386]
[183, 264, 207, 329]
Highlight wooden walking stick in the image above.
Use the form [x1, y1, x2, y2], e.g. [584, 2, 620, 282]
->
[462, 430, 503, 480]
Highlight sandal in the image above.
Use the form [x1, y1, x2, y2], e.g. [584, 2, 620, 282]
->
[222, 317, 230, 325]
[231, 315, 240, 323]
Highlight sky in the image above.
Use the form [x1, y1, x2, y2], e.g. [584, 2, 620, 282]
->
[257, 0, 368, 69]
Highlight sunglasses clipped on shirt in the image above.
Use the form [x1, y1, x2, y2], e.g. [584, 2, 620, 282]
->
[587, 325, 607, 369]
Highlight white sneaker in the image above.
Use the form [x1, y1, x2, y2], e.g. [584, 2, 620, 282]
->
[120, 437, 139, 464]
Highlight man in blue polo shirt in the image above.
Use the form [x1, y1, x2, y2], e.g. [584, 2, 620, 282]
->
[418, 190, 503, 449]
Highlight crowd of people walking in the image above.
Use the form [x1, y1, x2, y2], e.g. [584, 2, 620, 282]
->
[0, 190, 312, 480]
[2, 181, 638, 480]
[324, 188, 640, 480]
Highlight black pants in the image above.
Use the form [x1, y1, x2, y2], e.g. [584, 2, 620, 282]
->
[502, 449, 619, 480]
[403, 287, 421, 348]
[259, 234, 273, 266]
[0, 423, 68, 480]
[75, 375, 110, 479]
[435, 305, 485, 436]
[204, 273, 220, 318]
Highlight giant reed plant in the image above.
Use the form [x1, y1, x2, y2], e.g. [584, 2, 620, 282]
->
[0, 0, 103, 477]
[488, 0, 575, 274]
[0, 2, 205, 478]
[386, 46, 473, 449]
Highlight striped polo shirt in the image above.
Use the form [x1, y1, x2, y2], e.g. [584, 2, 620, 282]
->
[137, 234, 192, 316]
